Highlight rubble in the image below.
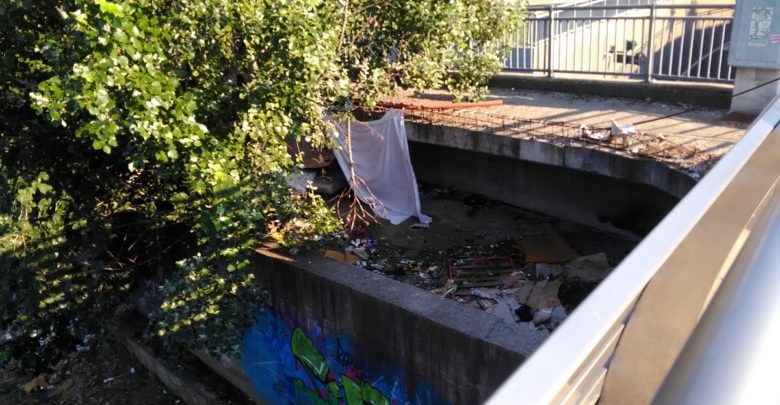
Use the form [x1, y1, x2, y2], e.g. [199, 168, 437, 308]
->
[535, 263, 564, 280]
[563, 252, 611, 282]
[319, 249, 359, 265]
[313, 185, 632, 333]
[449, 256, 516, 291]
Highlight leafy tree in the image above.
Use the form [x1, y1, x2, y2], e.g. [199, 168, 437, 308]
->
[0, 0, 522, 360]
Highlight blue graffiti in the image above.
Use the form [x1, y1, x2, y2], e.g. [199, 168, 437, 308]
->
[240, 310, 449, 405]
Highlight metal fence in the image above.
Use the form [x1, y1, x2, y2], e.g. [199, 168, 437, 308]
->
[503, 4, 735, 83]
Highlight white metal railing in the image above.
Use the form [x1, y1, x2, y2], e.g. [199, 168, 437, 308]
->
[486, 94, 780, 404]
[504, 4, 735, 83]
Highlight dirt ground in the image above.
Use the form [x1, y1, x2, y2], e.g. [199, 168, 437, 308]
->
[0, 338, 182, 405]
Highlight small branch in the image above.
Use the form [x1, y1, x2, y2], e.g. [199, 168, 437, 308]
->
[338, 0, 350, 52]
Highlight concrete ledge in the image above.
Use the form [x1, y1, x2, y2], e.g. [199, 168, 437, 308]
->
[250, 249, 548, 405]
[489, 74, 732, 109]
[406, 122, 694, 200]
[405, 122, 692, 236]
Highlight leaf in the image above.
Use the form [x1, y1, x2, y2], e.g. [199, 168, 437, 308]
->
[96, 0, 124, 17]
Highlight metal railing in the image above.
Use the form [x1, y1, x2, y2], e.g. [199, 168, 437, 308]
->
[503, 4, 735, 83]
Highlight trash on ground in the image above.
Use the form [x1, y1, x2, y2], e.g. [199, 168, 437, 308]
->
[579, 124, 611, 142]
[313, 182, 629, 333]
[22, 375, 51, 394]
[526, 279, 562, 309]
[319, 249, 359, 265]
[492, 295, 521, 324]
[514, 303, 534, 322]
[611, 119, 637, 137]
[535, 263, 564, 280]
[501, 272, 526, 288]
[470, 288, 495, 300]
[449, 256, 516, 292]
[549, 305, 568, 328]
[519, 232, 579, 263]
[532, 307, 553, 325]
[564, 252, 610, 282]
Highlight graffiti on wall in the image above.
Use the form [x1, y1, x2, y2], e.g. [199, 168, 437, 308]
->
[240, 310, 447, 405]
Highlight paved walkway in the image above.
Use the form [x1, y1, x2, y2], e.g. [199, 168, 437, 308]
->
[382, 88, 749, 178]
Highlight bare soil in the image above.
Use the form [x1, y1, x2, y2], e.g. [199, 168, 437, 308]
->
[0, 337, 182, 405]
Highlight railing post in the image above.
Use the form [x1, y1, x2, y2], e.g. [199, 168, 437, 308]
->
[548, 5, 555, 77]
[645, 2, 657, 82]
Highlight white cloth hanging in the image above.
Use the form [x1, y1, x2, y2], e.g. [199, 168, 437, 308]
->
[329, 109, 431, 225]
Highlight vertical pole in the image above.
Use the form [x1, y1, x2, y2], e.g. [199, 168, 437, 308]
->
[548, 5, 555, 77]
[646, 2, 657, 82]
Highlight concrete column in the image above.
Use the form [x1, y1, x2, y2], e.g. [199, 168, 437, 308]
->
[730, 67, 780, 115]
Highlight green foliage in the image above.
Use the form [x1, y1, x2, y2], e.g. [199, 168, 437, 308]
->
[1, 0, 522, 358]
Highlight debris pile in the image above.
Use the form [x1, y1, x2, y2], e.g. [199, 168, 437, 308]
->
[319, 228, 615, 333]
[310, 183, 635, 333]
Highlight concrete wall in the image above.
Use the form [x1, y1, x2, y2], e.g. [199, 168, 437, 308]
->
[242, 250, 548, 405]
[405, 122, 693, 237]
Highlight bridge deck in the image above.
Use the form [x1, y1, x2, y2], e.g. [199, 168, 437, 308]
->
[382, 88, 747, 178]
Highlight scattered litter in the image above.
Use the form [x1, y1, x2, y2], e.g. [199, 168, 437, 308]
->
[75, 344, 90, 352]
[512, 280, 535, 305]
[526, 279, 562, 309]
[519, 232, 579, 263]
[449, 256, 516, 292]
[477, 298, 494, 310]
[351, 247, 369, 260]
[514, 304, 533, 322]
[22, 375, 51, 394]
[502, 272, 525, 288]
[549, 305, 568, 328]
[610, 119, 637, 137]
[48, 378, 73, 398]
[312, 183, 630, 334]
[103, 367, 137, 385]
[320, 249, 359, 265]
[532, 307, 553, 325]
[564, 253, 610, 283]
[579, 124, 611, 141]
[535, 263, 564, 280]
[492, 295, 520, 324]
[470, 288, 495, 300]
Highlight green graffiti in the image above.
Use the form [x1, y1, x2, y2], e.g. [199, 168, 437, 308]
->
[342, 376, 390, 405]
[290, 328, 391, 405]
[292, 327, 329, 381]
[294, 379, 330, 405]
[341, 375, 362, 405]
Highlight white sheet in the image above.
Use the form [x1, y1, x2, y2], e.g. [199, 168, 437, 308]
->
[329, 109, 431, 225]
